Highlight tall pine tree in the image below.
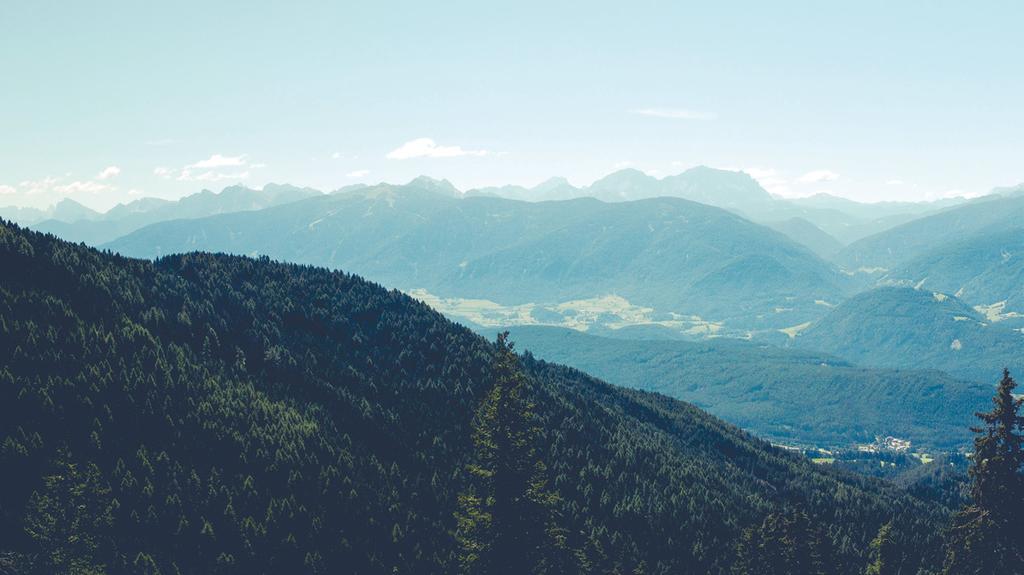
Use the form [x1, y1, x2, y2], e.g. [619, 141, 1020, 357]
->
[943, 369, 1024, 574]
[455, 332, 569, 574]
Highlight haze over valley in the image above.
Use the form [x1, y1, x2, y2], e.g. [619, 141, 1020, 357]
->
[6, 167, 1021, 454]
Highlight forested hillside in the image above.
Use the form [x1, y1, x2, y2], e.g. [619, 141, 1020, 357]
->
[798, 287, 1024, 382]
[495, 325, 990, 449]
[0, 220, 949, 574]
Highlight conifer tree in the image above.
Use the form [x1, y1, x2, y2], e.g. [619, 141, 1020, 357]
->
[943, 369, 1024, 574]
[455, 332, 567, 574]
[23, 449, 115, 575]
[733, 508, 830, 575]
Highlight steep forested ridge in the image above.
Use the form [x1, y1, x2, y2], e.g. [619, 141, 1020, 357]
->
[495, 325, 990, 449]
[0, 221, 947, 574]
[798, 286, 1024, 382]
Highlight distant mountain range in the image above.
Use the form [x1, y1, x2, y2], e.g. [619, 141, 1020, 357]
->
[30, 183, 322, 245]
[835, 194, 1024, 271]
[496, 325, 989, 449]
[469, 166, 968, 244]
[0, 198, 102, 226]
[5, 167, 979, 254]
[10, 169, 1023, 384]
[834, 193, 1024, 324]
[788, 193, 966, 222]
[104, 180, 849, 332]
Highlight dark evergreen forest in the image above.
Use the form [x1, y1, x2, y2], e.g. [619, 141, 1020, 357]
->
[0, 220, 962, 573]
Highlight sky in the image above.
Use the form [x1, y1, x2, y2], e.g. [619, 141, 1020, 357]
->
[2, 0, 1023, 211]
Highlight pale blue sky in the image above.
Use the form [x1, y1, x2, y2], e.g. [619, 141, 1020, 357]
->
[2, 1, 1023, 210]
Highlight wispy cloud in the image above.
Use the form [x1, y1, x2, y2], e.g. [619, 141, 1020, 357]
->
[796, 169, 840, 184]
[15, 176, 111, 197]
[97, 166, 121, 180]
[932, 189, 983, 200]
[179, 171, 250, 183]
[885, 179, 904, 186]
[742, 167, 790, 195]
[386, 138, 489, 160]
[188, 154, 247, 169]
[19, 176, 61, 195]
[629, 108, 717, 120]
[55, 180, 111, 194]
[613, 160, 635, 170]
[346, 169, 370, 178]
[157, 154, 255, 182]
[5, 171, 121, 209]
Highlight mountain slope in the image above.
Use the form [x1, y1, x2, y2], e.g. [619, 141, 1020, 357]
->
[883, 225, 1024, 316]
[32, 184, 322, 245]
[540, 166, 778, 213]
[0, 220, 947, 573]
[104, 183, 849, 332]
[0, 199, 103, 227]
[660, 166, 777, 212]
[586, 168, 664, 202]
[497, 326, 988, 449]
[797, 287, 1024, 381]
[50, 198, 103, 222]
[466, 177, 579, 202]
[0, 205, 49, 226]
[765, 217, 844, 259]
[836, 195, 1024, 271]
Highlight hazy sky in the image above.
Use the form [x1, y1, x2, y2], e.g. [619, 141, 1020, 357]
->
[2, 1, 1023, 210]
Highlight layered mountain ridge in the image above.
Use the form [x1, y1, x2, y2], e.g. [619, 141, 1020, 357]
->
[0, 219, 948, 573]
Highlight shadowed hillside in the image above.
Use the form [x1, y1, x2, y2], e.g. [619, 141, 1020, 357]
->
[0, 220, 948, 574]
[494, 325, 989, 449]
[797, 287, 1024, 382]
